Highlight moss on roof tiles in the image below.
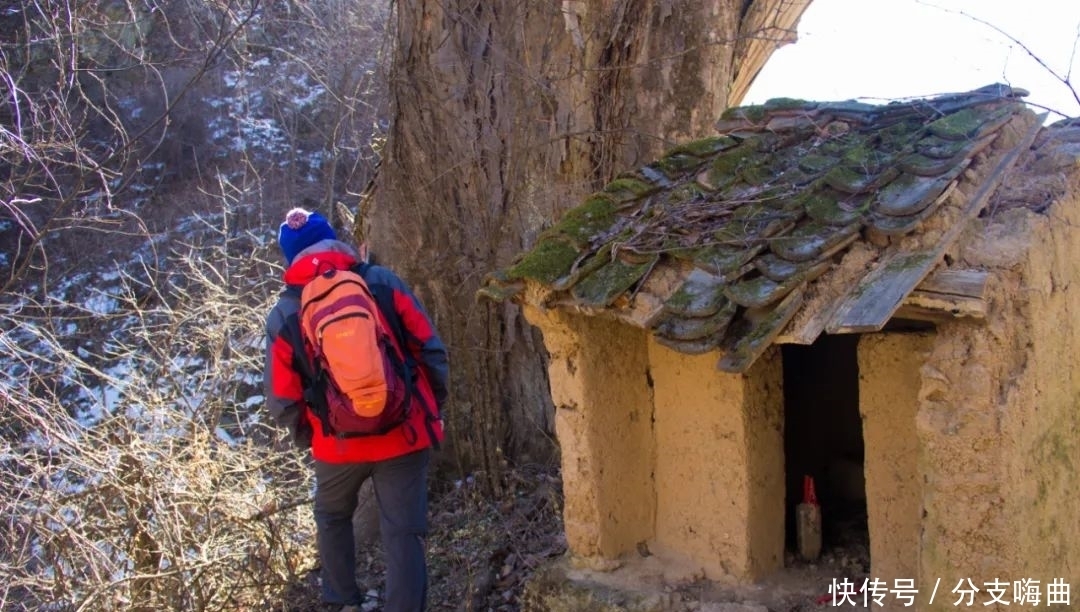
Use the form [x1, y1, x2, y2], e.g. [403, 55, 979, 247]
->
[876, 118, 928, 149]
[870, 182, 957, 235]
[664, 182, 708, 206]
[724, 274, 791, 308]
[550, 247, 612, 291]
[654, 151, 711, 176]
[546, 193, 619, 248]
[715, 215, 793, 245]
[818, 100, 880, 117]
[481, 83, 1032, 366]
[754, 253, 805, 282]
[720, 104, 769, 123]
[875, 162, 966, 217]
[824, 164, 900, 194]
[570, 254, 658, 307]
[662, 271, 729, 317]
[692, 243, 764, 277]
[603, 177, 658, 203]
[725, 259, 830, 309]
[927, 108, 990, 141]
[661, 136, 742, 165]
[916, 134, 972, 159]
[669, 135, 739, 157]
[718, 286, 805, 372]
[769, 220, 860, 262]
[506, 236, 580, 284]
[776, 166, 821, 187]
[842, 147, 893, 175]
[739, 158, 780, 185]
[654, 300, 737, 341]
[804, 191, 870, 225]
[727, 204, 803, 241]
[798, 153, 839, 174]
[972, 105, 1021, 139]
[897, 152, 963, 176]
[762, 97, 818, 112]
[699, 145, 759, 190]
[720, 97, 817, 122]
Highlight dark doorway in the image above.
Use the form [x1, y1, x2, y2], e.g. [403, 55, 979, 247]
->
[781, 334, 868, 565]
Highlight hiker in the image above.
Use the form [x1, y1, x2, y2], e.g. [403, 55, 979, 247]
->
[263, 208, 449, 612]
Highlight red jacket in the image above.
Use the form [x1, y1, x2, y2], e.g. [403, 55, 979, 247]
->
[262, 240, 448, 463]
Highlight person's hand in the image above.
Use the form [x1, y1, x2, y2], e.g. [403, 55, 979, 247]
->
[293, 412, 313, 449]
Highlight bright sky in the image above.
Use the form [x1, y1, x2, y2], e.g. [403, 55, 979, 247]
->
[744, 0, 1080, 123]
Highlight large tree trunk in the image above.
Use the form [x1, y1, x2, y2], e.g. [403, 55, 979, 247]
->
[375, 0, 808, 489]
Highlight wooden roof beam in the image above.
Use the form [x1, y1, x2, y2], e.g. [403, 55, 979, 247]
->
[894, 268, 989, 323]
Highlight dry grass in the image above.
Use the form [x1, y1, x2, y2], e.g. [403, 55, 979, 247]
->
[0, 198, 322, 611]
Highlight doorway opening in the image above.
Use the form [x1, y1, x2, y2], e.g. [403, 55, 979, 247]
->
[781, 334, 869, 571]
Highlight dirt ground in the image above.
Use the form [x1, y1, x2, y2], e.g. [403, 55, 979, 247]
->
[530, 514, 872, 612]
[279, 464, 871, 612]
[280, 463, 567, 612]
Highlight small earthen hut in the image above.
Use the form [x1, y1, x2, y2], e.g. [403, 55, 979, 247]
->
[481, 84, 1080, 609]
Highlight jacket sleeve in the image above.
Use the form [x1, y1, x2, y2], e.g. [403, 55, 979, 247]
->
[394, 289, 450, 407]
[263, 300, 312, 447]
[379, 272, 449, 409]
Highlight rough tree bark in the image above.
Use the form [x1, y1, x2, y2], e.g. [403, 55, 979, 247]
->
[374, 0, 809, 490]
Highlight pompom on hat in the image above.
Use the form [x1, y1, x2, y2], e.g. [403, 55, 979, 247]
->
[278, 208, 336, 264]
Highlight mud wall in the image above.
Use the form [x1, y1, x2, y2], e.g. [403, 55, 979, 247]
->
[917, 140, 1080, 610]
[742, 349, 787, 578]
[986, 197, 1080, 594]
[648, 342, 784, 582]
[1007, 187, 1080, 595]
[858, 333, 931, 597]
[523, 307, 657, 561]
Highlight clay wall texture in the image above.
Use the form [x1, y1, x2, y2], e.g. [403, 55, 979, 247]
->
[649, 342, 784, 580]
[526, 307, 657, 560]
[858, 333, 930, 606]
[918, 191, 1080, 611]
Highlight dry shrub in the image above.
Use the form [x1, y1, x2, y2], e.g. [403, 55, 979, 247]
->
[0, 198, 314, 611]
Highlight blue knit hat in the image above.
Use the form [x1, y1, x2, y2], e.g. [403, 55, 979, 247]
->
[278, 208, 336, 264]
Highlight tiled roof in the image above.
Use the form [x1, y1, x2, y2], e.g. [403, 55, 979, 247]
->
[480, 84, 1042, 372]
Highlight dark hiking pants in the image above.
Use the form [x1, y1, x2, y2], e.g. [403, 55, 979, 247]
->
[314, 449, 431, 611]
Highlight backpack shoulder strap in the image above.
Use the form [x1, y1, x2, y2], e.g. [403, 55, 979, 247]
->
[354, 264, 401, 339]
[279, 309, 334, 437]
[353, 263, 441, 448]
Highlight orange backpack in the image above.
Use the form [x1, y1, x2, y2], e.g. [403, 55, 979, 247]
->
[297, 266, 411, 437]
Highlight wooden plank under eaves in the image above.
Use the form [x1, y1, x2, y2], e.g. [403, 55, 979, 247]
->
[912, 268, 989, 296]
[825, 116, 1042, 335]
[718, 286, 805, 373]
[894, 269, 990, 322]
[777, 267, 991, 343]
